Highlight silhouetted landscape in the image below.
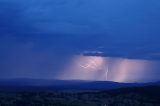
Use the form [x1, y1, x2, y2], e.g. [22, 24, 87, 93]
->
[0, 85, 159, 106]
[0, 79, 160, 106]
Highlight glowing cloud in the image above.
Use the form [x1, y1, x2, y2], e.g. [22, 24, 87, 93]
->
[58, 56, 106, 80]
[110, 58, 152, 82]
[58, 56, 158, 82]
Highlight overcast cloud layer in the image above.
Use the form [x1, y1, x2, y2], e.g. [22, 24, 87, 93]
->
[1, 0, 160, 59]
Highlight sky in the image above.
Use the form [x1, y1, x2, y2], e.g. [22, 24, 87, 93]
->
[0, 0, 160, 82]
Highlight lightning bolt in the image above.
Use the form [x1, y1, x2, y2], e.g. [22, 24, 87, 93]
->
[79, 59, 98, 69]
[105, 64, 109, 81]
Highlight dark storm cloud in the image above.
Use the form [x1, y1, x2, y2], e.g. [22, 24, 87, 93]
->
[1, 0, 160, 60]
[0, 0, 160, 79]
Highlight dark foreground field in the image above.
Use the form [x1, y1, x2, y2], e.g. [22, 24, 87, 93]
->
[0, 86, 160, 106]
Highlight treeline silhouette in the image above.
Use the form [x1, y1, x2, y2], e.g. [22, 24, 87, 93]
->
[0, 86, 159, 106]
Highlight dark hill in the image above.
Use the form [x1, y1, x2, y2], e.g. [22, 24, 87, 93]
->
[0, 79, 159, 91]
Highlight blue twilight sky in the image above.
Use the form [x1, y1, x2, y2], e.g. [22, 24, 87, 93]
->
[0, 0, 160, 82]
